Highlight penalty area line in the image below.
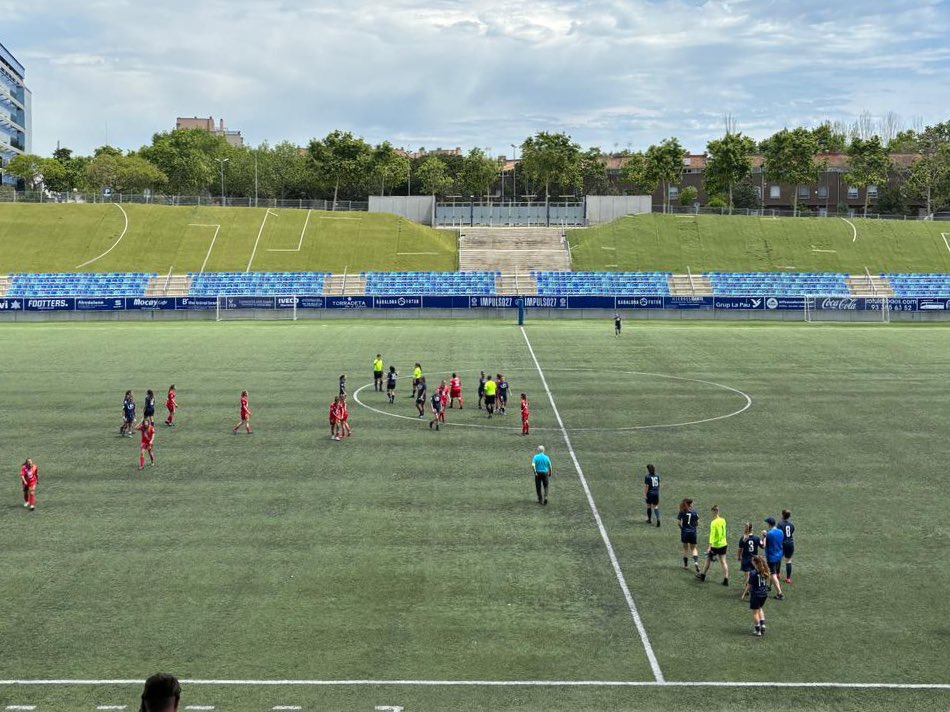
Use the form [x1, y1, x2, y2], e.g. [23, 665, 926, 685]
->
[519, 326, 665, 684]
[268, 209, 312, 253]
[246, 209, 279, 272]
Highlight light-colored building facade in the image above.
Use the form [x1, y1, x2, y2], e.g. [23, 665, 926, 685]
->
[0, 41, 31, 187]
[176, 116, 244, 147]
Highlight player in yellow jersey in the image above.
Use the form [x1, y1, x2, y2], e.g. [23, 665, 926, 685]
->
[697, 504, 730, 586]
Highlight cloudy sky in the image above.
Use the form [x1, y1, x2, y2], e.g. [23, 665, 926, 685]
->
[5, 0, 950, 157]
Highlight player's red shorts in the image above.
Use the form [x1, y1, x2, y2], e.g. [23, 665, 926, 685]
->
[240, 410, 250, 420]
[450, 388, 461, 398]
[329, 417, 338, 426]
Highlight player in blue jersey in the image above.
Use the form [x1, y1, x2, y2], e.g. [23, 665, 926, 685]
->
[677, 498, 700, 572]
[644, 464, 660, 526]
[764, 517, 785, 600]
[120, 390, 136, 437]
[748, 555, 771, 636]
[429, 389, 443, 431]
[779, 509, 795, 583]
[738, 522, 763, 599]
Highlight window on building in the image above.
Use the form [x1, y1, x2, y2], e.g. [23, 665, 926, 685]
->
[798, 186, 811, 200]
[867, 185, 878, 197]
[769, 185, 781, 199]
[668, 186, 680, 199]
[817, 186, 829, 199]
[847, 186, 859, 199]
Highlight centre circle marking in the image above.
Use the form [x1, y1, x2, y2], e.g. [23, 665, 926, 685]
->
[352, 368, 752, 433]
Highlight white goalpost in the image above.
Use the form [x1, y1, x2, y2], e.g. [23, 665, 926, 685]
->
[215, 295, 299, 321]
[804, 295, 890, 323]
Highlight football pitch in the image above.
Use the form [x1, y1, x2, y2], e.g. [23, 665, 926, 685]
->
[1, 320, 949, 711]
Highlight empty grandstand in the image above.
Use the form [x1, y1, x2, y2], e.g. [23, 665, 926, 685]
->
[705, 272, 850, 296]
[7, 272, 155, 297]
[188, 272, 331, 296]
[533, 271, 672, 295]
[363, 271, 499, 295]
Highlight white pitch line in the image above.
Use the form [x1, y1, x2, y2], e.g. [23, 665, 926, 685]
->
[273, 707, 302, 711]
[519, 326, 665, 683]
[941, 233, 950, 255]
[352, 369, 752, 433]
[6, 706, 36, 711]
[246, 209, 278, 272]
[0, 679, 948, 689]
[96, 706, 127, 710]
[842, 216, 858, 242]
[268, 209, 312, 253]
[396, 252, 439, 255]
[188, 224, 221, 274]
[184, 707, 214, 711]
[75, 203, 130, 269]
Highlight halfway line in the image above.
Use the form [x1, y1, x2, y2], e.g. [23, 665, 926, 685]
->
[519, 326, 665, 683]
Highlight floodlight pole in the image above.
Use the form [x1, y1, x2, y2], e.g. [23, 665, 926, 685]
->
[511, 144, 517, 204]
[218, 158, 230, 207]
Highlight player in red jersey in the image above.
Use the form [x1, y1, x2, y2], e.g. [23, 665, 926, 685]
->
[521, 393, 530, 435]
[233, 390, 253, 434]
[437, 381, 450, 423]
[137, 419, 156, 469]
[20, 458, 38, 511]
[329, 396, 341, 440]
[448, 373, 463, 409]
[339, 395, 353, 438]
[164, 385, 177, 426]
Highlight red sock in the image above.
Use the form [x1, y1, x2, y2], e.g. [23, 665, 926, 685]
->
[28, 493, 35, 507]
[140, 452, 145, 468]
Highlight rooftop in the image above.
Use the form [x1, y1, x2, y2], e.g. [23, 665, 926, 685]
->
[0, 41, 26, 78]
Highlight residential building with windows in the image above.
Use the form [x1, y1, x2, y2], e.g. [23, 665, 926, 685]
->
[0, 41, 31, 187]
[176, 116, 244, 147]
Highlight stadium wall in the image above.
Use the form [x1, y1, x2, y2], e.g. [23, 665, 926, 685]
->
[585, 195, 652, 225]
[368, 196, 437, 225]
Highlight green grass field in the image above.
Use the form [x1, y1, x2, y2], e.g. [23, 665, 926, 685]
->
[570, 214, 950, 273]
[0, 204, 457, 273]
[1, 320, 949, 711]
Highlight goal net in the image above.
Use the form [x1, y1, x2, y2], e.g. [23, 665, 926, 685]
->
[803, 295, 890, 323]
[215, 295, 298, 321]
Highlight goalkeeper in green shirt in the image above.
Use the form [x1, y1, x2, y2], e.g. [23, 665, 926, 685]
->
[697, 504, 730, 586]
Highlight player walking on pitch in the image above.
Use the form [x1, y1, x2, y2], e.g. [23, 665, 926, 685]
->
[697, 504, 730, 586]
[143, 389, 156, 425]
[531, 445, 553, 505]
[20, 458, 38, 511]
[373, 354, 384, 392]
[120, 390, 136, 437]
[677, 498, 700, 572]
[520, 393, 530, 435]
[779, 509, 796, 583]
[448, 373, 463, 408]
[614, 312, 622, 336]
[386, 366, 398, 404]
[233, 390, 253, 434]
[164, 385, 177, 426]
[644, 464, 660, 526]
[137, 419, 156, 469]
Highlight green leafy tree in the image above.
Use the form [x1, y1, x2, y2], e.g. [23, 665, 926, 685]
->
[459, 147, 498, 199]
[5, 154, 65, 191]
[139, 129, 228, 195]
[370, 142, 410, 196]
[46, 147, 89, 193]
[679, 185, 698, 206]
[762, 128, 821, 214]
[898, 122, 950, 215]
[519, 131, 582, 202]
[87, 153, 167, 193]
[810, 122, 848, 153]
[704, 132, 756, 212]
[622, 138, 687, 212]
[415, 156, 454, 197]
[580, 147, 615, 195]
[308, 130, 373, 207]
[845, 136, 892, 216]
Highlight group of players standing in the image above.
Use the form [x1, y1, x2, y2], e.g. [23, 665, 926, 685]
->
[368, 356, 531, 435]
[644, 466, 797, 637]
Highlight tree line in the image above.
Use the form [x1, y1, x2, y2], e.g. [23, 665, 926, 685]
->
[3, 117, 950, 215]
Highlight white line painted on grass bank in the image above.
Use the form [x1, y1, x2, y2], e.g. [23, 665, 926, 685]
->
[246, 209, 279, 272]
[268, 209, 312, 253]
[2, 679, 947, 689]
[842, 217, 858, 242]
[75, 204, 130, 269]
[941, 233, 950, 255]
[519, 326, 665, 683]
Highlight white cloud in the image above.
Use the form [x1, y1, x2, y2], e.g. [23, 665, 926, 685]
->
[5, 0, 950, 156]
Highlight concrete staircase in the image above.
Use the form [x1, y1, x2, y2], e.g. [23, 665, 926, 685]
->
[458, 227, 572, 273]
[847, 274, 894, 297]
[495, 273, 539, 295]
[0, 274, 11, 297]
[669, 273, 713, 296]
[324, 274, 367, 296]
[145, 274, 192, 297]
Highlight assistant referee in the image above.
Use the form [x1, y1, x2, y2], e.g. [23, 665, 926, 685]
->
[531, 445, 554, 505]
